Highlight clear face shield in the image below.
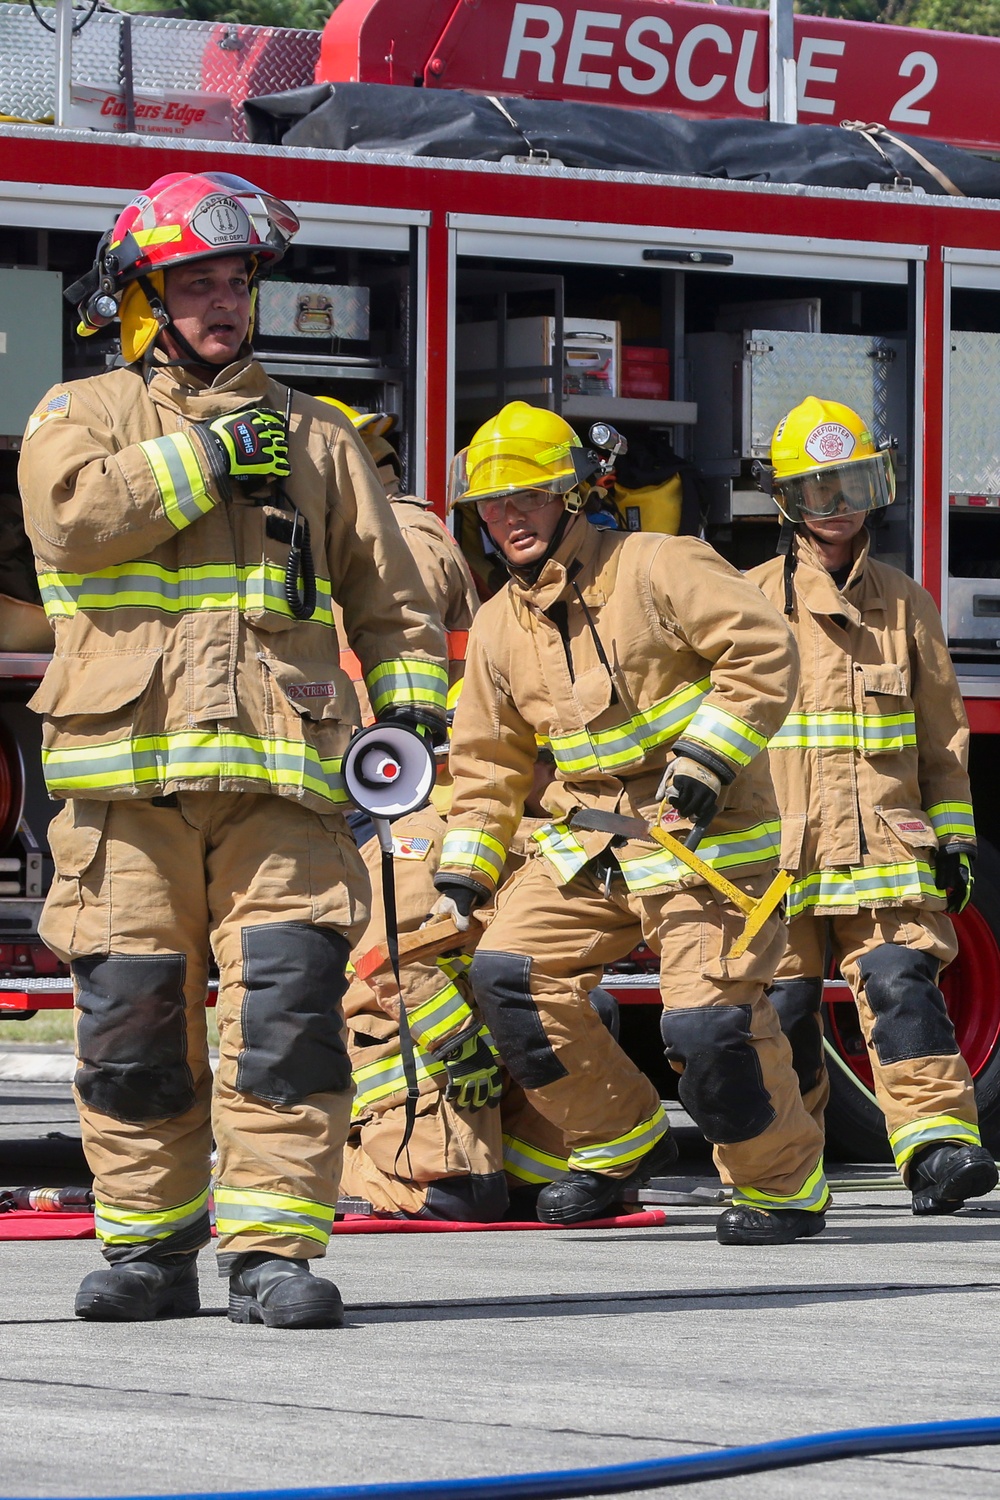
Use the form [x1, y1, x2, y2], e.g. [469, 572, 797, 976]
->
[773, 450, 896, 525]
[447, 439, 583, 514]
[206, 173, 301, 258]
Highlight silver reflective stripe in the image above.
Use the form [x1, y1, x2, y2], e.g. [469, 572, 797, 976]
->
[212, 1200, 332, 1236]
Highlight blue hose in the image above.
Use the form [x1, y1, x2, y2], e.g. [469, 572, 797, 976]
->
[30, 1416, 1000, 1500]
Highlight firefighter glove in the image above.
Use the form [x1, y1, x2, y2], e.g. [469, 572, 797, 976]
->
[656, 756, 722, 825]
[429, 883, 482, 933]
[203, 408, 290, 483]
[377, 705, 449, 749]
[935, 846, 975, 915]
[434, 1026, 502, 1111]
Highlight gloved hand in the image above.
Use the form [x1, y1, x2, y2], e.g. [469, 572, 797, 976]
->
[202, 408, 290, 483]
[434, 1026, 502, 1111]
[377, 705, 449, 749]
[428, 882, 482, 933]
[935, 846, 975, 915]
[655, 756, 722, 825]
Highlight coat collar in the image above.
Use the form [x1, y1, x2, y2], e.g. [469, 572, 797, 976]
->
[145, 351, 271, 422]
[507, 513, 600, 615]
[793, 527, 883, 624]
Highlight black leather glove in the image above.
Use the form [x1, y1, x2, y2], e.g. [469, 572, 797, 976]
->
[655, 755, 722, 826]
[377, 705, 449, 749]
[935, 846, 975, 915]
[434, 1026, 502, 1111]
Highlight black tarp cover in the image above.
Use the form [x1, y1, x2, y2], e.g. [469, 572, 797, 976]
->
[244, 81, 1000, 199]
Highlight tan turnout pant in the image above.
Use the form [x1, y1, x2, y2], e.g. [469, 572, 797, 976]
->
[469, 857, 828, 1211]
[41, 791, 368, 1263]
[773, 907, 979, 1174]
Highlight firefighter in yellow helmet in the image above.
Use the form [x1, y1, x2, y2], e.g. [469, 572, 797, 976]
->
[748, 396, 996, 1213]
[428, 400, 830, 1245]
[18, 172, 447, 1326]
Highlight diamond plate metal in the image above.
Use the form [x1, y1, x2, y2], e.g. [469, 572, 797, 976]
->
[949, 331, 1000, 496]
[745, 331, 906, 458]
[0, 3, 319, 141]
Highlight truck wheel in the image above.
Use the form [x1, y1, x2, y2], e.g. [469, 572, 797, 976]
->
[823, 839, 1000, 1163]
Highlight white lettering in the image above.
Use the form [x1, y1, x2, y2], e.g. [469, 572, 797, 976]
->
[796, 36, 844, 117]
[675, 24, 732, 104]
[619, 16, 672, 97]
[889, 50, 938, 127]
[502, 3, 564, 84]
[563, 10, 621, 90]
[733, 29, 767, 109]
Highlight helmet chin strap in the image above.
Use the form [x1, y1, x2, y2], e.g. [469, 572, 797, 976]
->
[139, 274, 246, 376]
[503, 501, 578, 586]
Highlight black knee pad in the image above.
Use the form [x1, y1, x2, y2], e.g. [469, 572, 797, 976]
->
[857, 944, 959, 1066]
[421, 1171, 509, 1223]
[589, 985, 621, 1042]
[660, 1004, 776, 1143]
[470, 949, 568, 1090]
[73, 954, 194, 1123]
[236, 923, 352, 1105]
[768, 978, 825, 1093]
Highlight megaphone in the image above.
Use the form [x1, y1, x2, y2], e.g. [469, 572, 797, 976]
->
[342, 721, 435, 820]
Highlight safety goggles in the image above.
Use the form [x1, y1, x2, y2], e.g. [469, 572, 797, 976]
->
[475, 489, 565, 525]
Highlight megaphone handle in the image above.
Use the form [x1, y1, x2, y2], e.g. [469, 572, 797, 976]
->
[373, 815, 394, 856]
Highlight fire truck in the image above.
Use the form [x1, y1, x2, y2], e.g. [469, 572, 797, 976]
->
[2, 0, 1000, 1160]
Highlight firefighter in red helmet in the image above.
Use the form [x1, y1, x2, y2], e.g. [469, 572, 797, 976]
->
[19, 171, 445, 1327]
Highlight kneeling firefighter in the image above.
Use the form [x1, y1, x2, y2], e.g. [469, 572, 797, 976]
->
[749, 397, 996, 1213]
[429, 400, 829, 1245]
[18, 171, 446, 1326]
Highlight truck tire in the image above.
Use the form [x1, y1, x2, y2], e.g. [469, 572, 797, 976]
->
[823, 838, 1000, 1163]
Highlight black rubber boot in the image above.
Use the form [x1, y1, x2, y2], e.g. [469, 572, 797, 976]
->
[228, 1253, 345, 1329]
[909, 1142, 998, 1216]
[535, 1131, 678, 1226]
[715, 1206, 826, 1246]
[75, 1255, 200, 1321]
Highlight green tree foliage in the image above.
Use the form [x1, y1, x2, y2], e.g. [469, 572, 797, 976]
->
[721, 0, 1000, 30]
[109, 0, 337, 28]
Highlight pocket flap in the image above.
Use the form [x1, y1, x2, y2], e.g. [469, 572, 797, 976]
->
[47, 798, 109, 877]
[28, 652, 161, 717]
[259, 655, 353, 722]
[859, 663, 906, 697]
[875, 806, 937, 850]
[571, 664, 614, 725]
[779, 812, 808, 873]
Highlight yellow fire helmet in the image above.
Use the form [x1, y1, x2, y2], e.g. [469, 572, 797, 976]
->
[769, 396, 895, 525]
[448, 401, 588, 512]
[316, 397, 396, 440]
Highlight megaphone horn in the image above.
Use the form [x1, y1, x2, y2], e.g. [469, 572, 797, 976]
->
[342, 722, 435, 820]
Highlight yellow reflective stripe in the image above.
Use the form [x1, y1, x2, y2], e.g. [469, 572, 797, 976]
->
[503, 1133, 569, 1185]
[366, 657, 448, 714]
[351, 1044, 447, 1114]
[889, 1115, 982, 1170]
[926, 801, 976, 842]
[770, 711, 917, 754]
[93, 1187, 210, 1245]
[680, 704, 767, 769]
[785, 861, 939, 918]
[616, 820, 781, 894]
[137, 432, 215, 530]
[568, 1105, 668, 1173]
[731, 1156, 829, 1213]
[41, 730, 348, 803]
[531, 821, 590, 884]
[546, 676, 711, 777]
[441, 828, 506, 885]
[213, 1186, 335, 1246]
[437, 952, 472, 982]
[407, 980, 475, 1051]
[38, 562, 335, 628]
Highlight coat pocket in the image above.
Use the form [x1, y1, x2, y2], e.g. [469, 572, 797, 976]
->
[779, 812, 808, 874]
[28, 651, 162, 755]
[259, 654, 358, 727]
[233, 504, 302, 634]
[571, 663, 614, 726]
[875, 806, 938, 857]
[46, 798, 110, 878]
[854, 662, 913, 756]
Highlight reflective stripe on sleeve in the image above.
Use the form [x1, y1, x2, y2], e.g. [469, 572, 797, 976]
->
[440, 828, 506, 887]
[770, 710, 917, 755]
[503, 1134, 570, 1185]
[679, 703, 767, 770]
[926, 801, 976, 843]
[730, 1156, 830, 1214]
[38, 562, 335, 629]
[213, 1186, 336, 1247]
[137, 432, 215, 530]
[365, 658, 448, 715]
[889, 1115, 982, 1171]
[41, 730, 348, 803]
[567, 1105, 669, 1174]
[615, 820, 781, 894]
[530, 821, 591, 884]
[93, 1187, 211, 1246]
[785, 861, 940, 918]
[406, 979, 476, 1052]
[546, 677, 711, 778]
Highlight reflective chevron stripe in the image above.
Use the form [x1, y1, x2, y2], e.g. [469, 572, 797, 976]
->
[407, 979, 476, 1051]
[770, 710, 917, 755]
[615, 820, 781, 894]
[440, 828, 506, 887]
[926, 801, 976, 843]
[785, 861, 940, 918]
[365, 657, 448, 715]
[137, 432, 215, 530]
[213, 1186, 335, 1247]
[888, 1115, 982, 1171]
[680, 703, 768, 769]
[93, 1187, 210, 1246]
[41, 729, 348, 802]
[568, 1105, 669, 1173]
[531, 821, 591, 883]
[503, 1134, 570, 1185]
[39, 562, 335, 628]
[731, 1156, 830, 1214]
[545, 677, 711, 777]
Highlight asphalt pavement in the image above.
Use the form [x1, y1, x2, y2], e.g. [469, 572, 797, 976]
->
[3, 1077, 1000, 1500]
